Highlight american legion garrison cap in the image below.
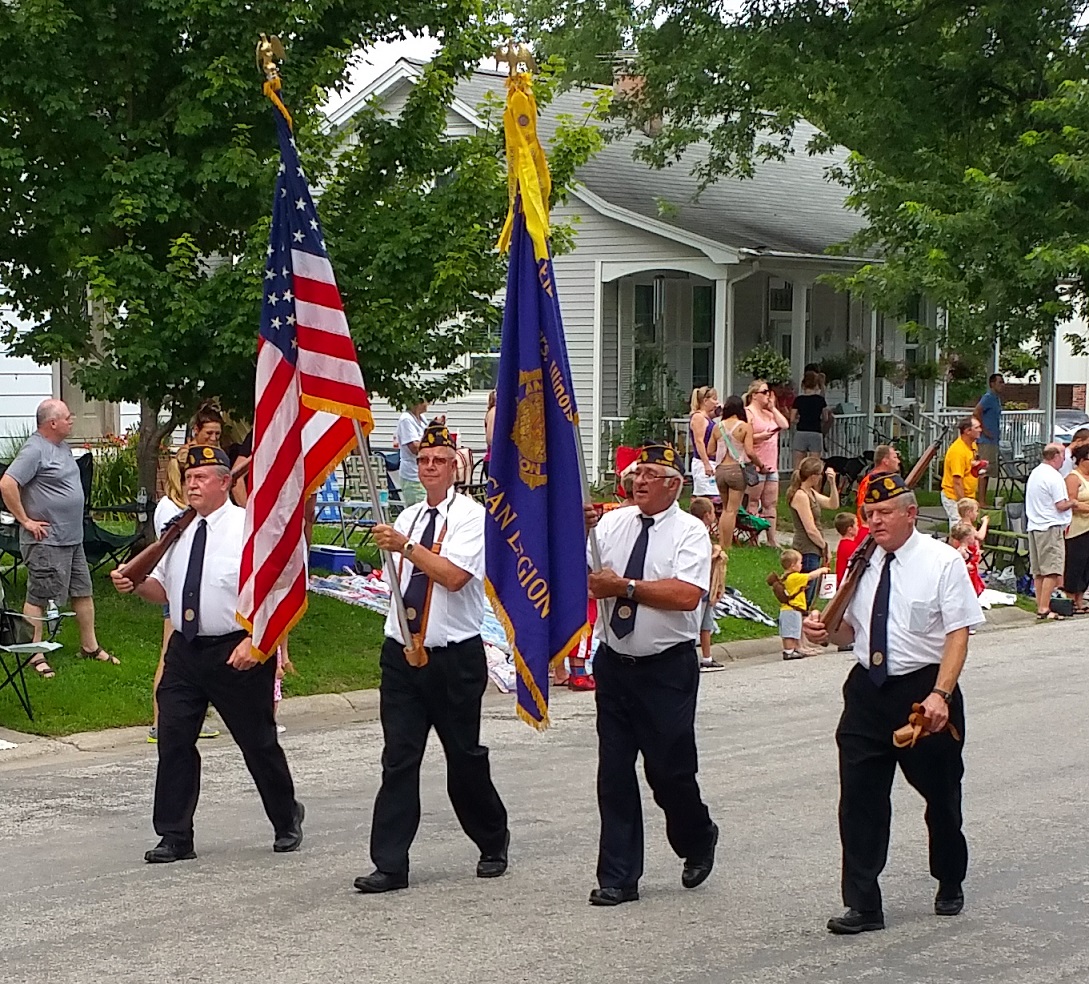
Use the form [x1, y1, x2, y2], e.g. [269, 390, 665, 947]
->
[419, 424, 456, 449]
[185, 445, 231, 470]
[637, 443, 680, 469]
[865, 473, 910, 504]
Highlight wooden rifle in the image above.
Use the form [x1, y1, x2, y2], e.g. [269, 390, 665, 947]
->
[118, 459, 250, 586]
[820, 428, 950, 635]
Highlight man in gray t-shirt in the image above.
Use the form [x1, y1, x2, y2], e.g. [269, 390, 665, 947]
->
[0, 399, 117, 676]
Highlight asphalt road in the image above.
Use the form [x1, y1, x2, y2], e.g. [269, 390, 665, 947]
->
[2, 617, 1087, 984]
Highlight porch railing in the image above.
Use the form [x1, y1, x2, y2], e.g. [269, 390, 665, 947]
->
[596, 407, 1045, 485]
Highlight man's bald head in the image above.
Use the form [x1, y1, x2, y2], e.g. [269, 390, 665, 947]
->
[35, 400, 73, 443]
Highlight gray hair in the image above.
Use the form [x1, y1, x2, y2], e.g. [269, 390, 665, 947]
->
[36, 399, 68, 426]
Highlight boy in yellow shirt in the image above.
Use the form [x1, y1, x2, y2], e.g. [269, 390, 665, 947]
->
[777, 548, 828, 661]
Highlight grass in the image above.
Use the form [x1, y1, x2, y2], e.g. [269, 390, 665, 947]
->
[0, 562, 387, 737]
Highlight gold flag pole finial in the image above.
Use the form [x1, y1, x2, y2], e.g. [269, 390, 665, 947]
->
[257, 34, 292, 128]
[494, 40, 536, 77]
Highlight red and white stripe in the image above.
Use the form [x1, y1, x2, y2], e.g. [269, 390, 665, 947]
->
[237, 248, 371, 660]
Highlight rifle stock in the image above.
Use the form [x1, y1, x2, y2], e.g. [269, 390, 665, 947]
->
[118, 458, 251, 586]
[820, 428, 950, 635]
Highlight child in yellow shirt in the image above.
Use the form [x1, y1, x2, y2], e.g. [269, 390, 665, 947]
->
[776, 548, 828, 661]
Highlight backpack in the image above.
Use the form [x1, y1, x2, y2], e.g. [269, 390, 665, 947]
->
[766, 572, 806, 607]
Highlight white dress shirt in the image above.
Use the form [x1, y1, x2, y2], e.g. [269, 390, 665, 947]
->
[1025, 462, 1071, 530]
[150, 501, 246, 637]
[154, 496, 185, 538]
[845, 529, 983, 676]
[383, 490, 486, 648]
[396, 412, 427, 483]
[590, 502, 711, 657]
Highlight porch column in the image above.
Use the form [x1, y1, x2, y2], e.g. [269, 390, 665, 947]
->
[790, 277, 811, 387]
[713, 276, 728, 398]
[862, 304, 878, 442]
[1041, 325, 1057, 448]
[591, 260, 603, 482]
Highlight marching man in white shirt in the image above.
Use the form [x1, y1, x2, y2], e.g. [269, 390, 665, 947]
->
[584, 443, 718, 906]
[110, 445, 303, 863]
[354, 423, 510, 894]
[804, 474, 983, 934]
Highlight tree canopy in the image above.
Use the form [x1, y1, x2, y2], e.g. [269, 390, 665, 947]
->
[522, 0, 1089, 356]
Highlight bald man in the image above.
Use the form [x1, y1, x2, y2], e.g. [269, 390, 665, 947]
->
[0, 399, 115, 677]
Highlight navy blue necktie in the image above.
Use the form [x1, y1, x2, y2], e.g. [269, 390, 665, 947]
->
[610, 515, 655, 638]
[402, 508, 438, 635]
[868, 551, 895, 687]
[181, 519, 207, 642]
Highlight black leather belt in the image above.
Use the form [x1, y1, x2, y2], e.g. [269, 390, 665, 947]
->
[600, 640, 696, 666]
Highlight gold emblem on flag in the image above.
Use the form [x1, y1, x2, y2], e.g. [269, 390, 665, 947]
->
[512, 367, 547, 491]
[872, 651, 884, 666]
[617, 604, 632, 620]
[184, 609, 196, 622]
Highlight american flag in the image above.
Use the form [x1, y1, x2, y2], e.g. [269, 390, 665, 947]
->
[237, 108, 373, 660]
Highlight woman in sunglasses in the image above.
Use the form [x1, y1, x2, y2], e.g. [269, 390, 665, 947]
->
[745, 379, 790, 547]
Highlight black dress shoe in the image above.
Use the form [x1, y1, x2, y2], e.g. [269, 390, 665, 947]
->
[935, 884, 964, 916]
[144, 839, 197, 864]
[681, 822, 719, 889]
[827, 908, 885, 934]
[476, 830, 510, 878]
[588, 885, 639, 906]
[273, 801, 305, 853]
[353, 869, 409, 893]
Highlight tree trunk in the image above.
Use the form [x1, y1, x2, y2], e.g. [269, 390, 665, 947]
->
[135, 398, 177, 546]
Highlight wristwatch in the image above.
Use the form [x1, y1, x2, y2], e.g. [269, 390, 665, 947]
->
[931, 687, 952, 704]
[404, 540, 417, 556]
[625, 580, 637, 599]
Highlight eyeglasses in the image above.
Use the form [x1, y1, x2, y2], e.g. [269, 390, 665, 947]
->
[756, 389, 770, 395]
[633, 469, 672, 482]
[417, 455, 454, 467]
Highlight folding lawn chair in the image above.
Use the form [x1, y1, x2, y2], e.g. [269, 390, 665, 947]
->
[0, 579, 68, 722]
[734, 507, 771, 547]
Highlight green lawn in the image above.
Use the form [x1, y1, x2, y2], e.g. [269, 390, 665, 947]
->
[0, 505, 836, 736]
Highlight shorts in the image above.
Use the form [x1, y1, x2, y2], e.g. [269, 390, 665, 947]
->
[1028, 526, 1065, 577]
[793, 431, 824, 454]
[715, 461, 745, 494]
[978, 442, 999, 468]
[940, 493, 962, 528]
[400, 479, 425, 506]
[778, 607, 803, 639]
[700, 597, 716, 633]
[24, 542, 92, 607]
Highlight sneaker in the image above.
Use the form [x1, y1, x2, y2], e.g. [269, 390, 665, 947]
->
[147, 727, 157, 744]
[699, 658, 726, 672]
[782, 649, 803, 661]
[198, 722, 221, 739]
[276, 724, 287, 734]
[568, 673, 596, 691]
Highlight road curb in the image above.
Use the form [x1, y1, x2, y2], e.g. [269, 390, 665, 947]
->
[0, 604, 1036, 755]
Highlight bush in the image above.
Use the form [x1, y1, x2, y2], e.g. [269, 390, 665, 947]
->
[90, 429, 140, 508]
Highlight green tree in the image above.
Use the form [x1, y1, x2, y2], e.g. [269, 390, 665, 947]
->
[0, 0, 487, 503]
[520, 1, 1089, 359]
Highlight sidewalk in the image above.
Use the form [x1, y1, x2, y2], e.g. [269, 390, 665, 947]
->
[0, 603, 1033, 766]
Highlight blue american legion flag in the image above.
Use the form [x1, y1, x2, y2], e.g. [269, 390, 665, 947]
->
[485, 74, 589, 729]
[237, 99, 373, 659]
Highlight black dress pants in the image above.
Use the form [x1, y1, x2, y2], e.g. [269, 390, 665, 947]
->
[836, 662, 968, 912]
[594, 642, 715, 890]
[369, 634, 509, 875]
[154, 630, 297, 844]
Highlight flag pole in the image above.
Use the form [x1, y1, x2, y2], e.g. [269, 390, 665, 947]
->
[350, 420, 416, 655]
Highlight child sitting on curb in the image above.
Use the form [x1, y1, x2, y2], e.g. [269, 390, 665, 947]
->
[689, 496, 727, 671]
[769, 548, 828, 660]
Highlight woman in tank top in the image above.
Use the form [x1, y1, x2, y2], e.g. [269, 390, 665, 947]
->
[787, 455, 840, 607]
[688, 386, 719, 498]
[707, 395, 758, 552]
[745, 379, 791, 548]
[1063, 443, 1089, 613]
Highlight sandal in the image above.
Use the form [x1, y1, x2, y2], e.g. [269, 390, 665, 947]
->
[1036, 611, 1067, 621]
[29, 656, 55, 678]
[1073, 606, 1089, 616]
[78, 645, 120, 664]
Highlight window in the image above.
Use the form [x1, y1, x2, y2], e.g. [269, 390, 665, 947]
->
[904, 345, 918, 400]
[634, 283, 656, 345]
[692, 285, 713, 387]
[768, 278, 793, 312]
[469, 321, 501, 391]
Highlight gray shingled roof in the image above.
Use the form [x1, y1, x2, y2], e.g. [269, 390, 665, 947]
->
[446, 63, 867, 256]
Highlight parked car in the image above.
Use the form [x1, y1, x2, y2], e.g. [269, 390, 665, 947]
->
[1055, 409, 1089, 444]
